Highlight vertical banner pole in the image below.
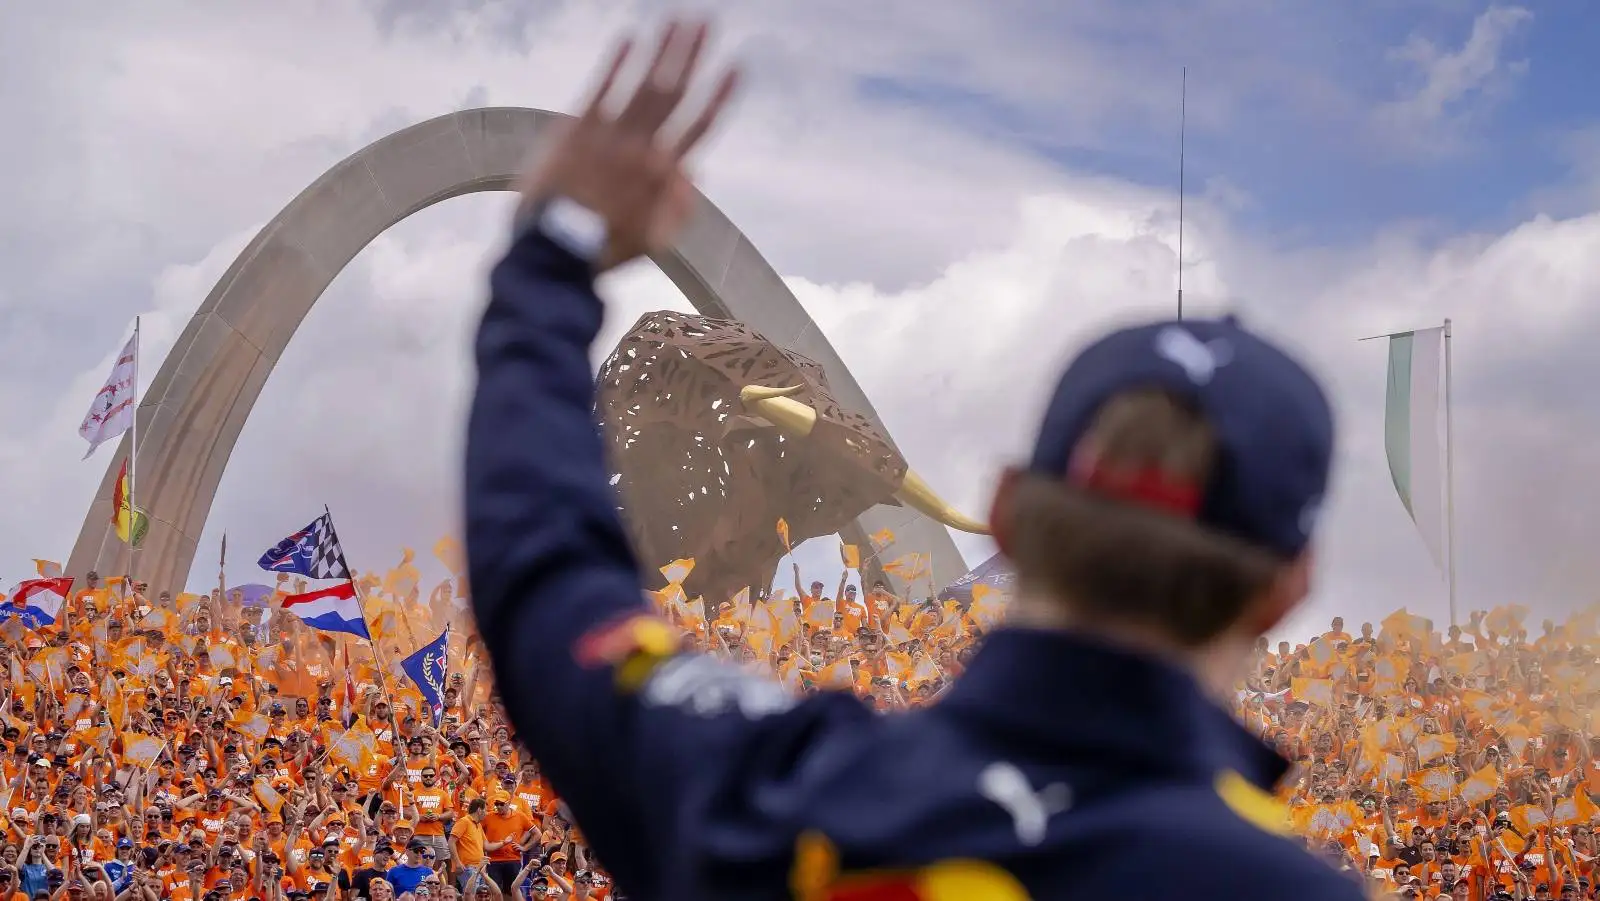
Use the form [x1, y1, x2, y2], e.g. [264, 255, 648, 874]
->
[128, 318, 141, 588]
[324, 505, 405, 721]
[1443, 318, 1458, 627]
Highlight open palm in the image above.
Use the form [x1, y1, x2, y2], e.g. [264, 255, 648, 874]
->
[515, 19, 741, 272]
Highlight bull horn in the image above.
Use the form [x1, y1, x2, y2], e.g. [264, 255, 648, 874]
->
[739, 386, 816, 437]
[896, 470, 991, 535]
[741, 385, 989, 536]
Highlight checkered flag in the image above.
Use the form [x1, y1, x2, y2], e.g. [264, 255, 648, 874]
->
[307, 513, 350, 580]
[258, 510, 351, 579]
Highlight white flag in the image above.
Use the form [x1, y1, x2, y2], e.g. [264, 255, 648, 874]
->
[1384, 327, 1446, 573]
[79, 331, 138, 460]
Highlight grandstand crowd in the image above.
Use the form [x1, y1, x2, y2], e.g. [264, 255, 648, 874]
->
[1241, 607, 1600, 899]
[1, 539, 1594, 900]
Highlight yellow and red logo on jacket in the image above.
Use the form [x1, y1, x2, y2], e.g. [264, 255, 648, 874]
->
[791, 831, 1031, 901]
[574, 613, 681, 692]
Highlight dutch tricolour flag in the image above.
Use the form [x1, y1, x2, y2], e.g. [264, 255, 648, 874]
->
[280, 580, 371, 640]
[2, 577, 74, 630]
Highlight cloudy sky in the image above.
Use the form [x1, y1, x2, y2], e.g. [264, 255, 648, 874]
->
[3, 0, 1598, 642]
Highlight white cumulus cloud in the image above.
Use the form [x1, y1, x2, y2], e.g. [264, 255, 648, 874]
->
[2, 1, 1598, 649]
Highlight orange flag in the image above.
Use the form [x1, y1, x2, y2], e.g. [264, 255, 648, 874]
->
[100, 673, 125, 731]
[121, 734, 166, 769]
[659, 559, 695, 586]
[1291, 677, 1335, 708]
[1509, 803, 1551, 835]
[253, 778, 286, 816]
[1553, 791, 1599, 826]
[1410, 768, 1455, 803]
[1458, 764, 1499, 804]
[1381, 608, 1430, 641]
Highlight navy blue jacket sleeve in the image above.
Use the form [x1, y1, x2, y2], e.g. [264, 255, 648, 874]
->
[464, 232, 858, 897]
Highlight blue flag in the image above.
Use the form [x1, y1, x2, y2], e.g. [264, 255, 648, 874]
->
[937, 552, 1016, 605]
[257, 513, 351, 580]
[402, 627, 450, 725]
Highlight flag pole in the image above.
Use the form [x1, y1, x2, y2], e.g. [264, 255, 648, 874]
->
[1443, 318, 1458, 627]
[323, 504, 406, 726]
[1357, 329, 1416, 342]
[219, 533, 228, 609]
[127, 317, 141, 588]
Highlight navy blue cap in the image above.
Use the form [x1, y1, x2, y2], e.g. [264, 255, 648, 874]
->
[1028, 316, 1333, 557]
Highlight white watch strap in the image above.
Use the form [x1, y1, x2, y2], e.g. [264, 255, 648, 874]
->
[536, 197, 607, 264]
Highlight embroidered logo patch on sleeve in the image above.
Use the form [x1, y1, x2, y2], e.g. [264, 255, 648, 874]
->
[1215, 770, 1292, 837]
[791, 831, 1031, 901]
[573, 613, 681, 692]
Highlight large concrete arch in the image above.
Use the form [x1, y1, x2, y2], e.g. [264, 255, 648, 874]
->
[68, 107, 968, 595]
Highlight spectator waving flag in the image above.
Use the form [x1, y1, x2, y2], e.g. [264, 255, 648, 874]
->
[280, 581, 370, 640]
[401, 626, 450, 725]
[257, 512, 350, 579]
[1, 577, 75, 630]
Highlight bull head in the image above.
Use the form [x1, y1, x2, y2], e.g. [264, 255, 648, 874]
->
[595, 311, 984, 607]
[738, 385, 989, 534]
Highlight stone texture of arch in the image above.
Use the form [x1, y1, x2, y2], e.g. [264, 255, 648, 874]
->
[68, 107, 968, 595]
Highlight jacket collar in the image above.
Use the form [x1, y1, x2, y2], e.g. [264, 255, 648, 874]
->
[939, 627, 1287, 789]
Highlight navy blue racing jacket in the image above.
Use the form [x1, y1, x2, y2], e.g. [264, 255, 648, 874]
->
[464, 230, 1368, 901]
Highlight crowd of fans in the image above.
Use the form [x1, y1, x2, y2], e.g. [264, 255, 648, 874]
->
[0, 555, 613, 901]
[4, 539, 1593, 901]
[1240, 607, 1600, 899]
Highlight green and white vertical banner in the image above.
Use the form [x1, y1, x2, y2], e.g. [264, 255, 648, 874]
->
[1384, 326, 1447, 574]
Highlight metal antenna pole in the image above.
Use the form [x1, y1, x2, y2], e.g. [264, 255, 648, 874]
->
[1177, 67, 1187, 320]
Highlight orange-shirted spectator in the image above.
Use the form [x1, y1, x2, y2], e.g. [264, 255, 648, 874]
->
[166, 858, 208, 901]
[410, 764, 453, 862]
[481, 794, 533, 888]
[450, 798, 488, 883]
[0, 867, 23, 901]
[513, 762, 557, 820]
[12, 491, 1600, 901]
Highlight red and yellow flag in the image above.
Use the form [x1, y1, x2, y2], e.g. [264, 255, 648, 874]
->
[111, 458, 148, 546]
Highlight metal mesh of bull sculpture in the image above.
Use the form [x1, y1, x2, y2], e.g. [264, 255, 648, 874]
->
[595, 311, 986, 608]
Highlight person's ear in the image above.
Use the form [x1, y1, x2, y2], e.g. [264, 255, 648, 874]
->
[988, 467, 1022, 555]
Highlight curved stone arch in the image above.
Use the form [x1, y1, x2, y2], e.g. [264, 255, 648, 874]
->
[68, 107, 967, 594]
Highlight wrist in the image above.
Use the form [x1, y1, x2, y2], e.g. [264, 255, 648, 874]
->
[514, 197, 607, 270]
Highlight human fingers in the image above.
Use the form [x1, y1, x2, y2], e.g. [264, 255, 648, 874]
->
[614, 20, 682, 128]
[671, 66, 740, 160]
[617, 19, 705, 136]
[664, 18, 710, 100]
[576, 37, 635, 125]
